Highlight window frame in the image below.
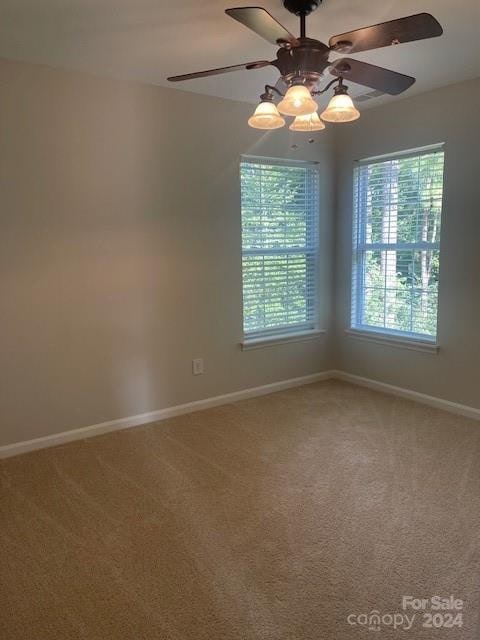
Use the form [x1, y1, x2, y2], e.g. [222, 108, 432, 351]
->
[240, 155, 321, 345]
[350, 144, 445, 346]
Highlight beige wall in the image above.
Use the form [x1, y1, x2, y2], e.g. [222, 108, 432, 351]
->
[0, 58, 336, 447]
[334, 78, 480, 408]
[1, 57, 478, 448]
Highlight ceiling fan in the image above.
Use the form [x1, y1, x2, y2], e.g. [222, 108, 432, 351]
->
[167, 1, 442, 131]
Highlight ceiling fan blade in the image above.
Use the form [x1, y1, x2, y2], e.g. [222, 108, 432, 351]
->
[167, 60, 272, 82]
[225, 7, 299, 47]
[331, 58, 415, 95]
[329, 13, 443, 54]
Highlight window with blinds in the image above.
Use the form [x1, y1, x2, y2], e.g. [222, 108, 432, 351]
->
[240, 157, 319, 338]
[351, 146, 445, 341]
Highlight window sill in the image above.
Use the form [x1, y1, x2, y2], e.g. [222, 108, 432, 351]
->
[345, 328, 439, 354]
[241, 329, 326, 351]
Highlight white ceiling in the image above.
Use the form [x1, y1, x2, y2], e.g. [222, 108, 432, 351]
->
[0, 0, 478, 109]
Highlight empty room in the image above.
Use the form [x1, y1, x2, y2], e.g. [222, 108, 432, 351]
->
[1, 0, 479, 638]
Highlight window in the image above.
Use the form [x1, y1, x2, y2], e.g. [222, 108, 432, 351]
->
[351, 146, 444, 341]
[240, 157, 319, 340]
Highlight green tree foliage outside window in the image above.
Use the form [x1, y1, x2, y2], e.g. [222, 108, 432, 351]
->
[352, 149, 444, 339]
[240, 160, 319, 336]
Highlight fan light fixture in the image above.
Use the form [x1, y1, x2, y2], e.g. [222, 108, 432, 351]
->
[289, 112, 325, 132]
[277, 81, 318, 117]
[168, 3, 443, 136]
[320, 81, 360, 123]
[248, 96, 285, 130]
[247, 78, 360, 133]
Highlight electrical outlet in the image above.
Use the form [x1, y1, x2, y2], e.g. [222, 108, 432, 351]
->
[192, 358, 204, 376]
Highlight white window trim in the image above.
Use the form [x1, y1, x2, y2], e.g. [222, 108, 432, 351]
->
[350, 144, 444, 343]
[355, 143, 445, 165]
[241, 328, 326, 350]
[345, 327, 439, 354]
[241, 155, 321, 340]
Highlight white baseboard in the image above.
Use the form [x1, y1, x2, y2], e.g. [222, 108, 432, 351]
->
[332, 370, 480, 421]
[0, 371, 334, 459]
[2, 368, 478, 459]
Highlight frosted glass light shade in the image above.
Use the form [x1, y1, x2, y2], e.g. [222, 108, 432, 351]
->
[289, 112, 325, 132]
[277, 84, 318, 116]
[248, 101, 285, 129]
[320, 92, 360, 123]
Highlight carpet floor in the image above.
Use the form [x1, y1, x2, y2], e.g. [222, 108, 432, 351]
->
[1, 380, 479, 639]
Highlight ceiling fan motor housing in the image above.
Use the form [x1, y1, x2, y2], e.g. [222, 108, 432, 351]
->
[283, 0, 321, 16]
[274, 39, 330, 88]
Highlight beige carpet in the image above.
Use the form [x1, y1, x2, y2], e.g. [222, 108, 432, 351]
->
[1, 380, 479, 639]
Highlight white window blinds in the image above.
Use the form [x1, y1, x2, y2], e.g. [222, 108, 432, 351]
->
[351, 146, 445, 340]
[240, 158, 319, 338]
